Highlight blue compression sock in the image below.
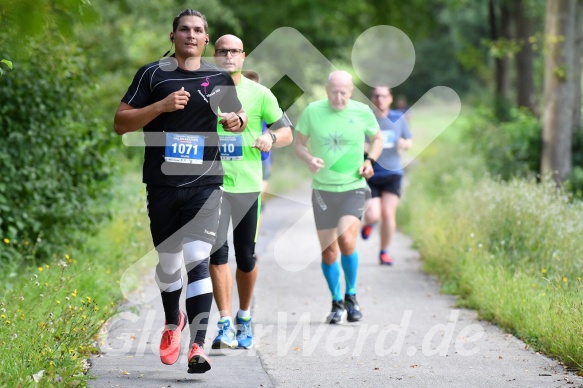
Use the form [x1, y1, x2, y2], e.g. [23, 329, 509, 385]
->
[341, 251, 359, 296]
[321, 261, 342, 301]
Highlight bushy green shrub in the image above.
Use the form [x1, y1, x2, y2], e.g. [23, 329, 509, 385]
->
[463, 106, 541, 179]
[0, 44, 116, 266]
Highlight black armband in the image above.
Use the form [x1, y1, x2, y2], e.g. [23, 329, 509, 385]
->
[236, 114, 244, 128]
[267, 112, 293, 131]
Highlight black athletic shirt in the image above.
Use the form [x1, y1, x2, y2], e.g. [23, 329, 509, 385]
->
[121, 58, 242, 187]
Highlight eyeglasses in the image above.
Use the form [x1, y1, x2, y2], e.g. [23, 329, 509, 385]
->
[215, 48, 244, 57]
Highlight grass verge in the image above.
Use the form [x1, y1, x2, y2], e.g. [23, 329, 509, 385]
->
[0, 159, 152, 386]
[400, 124, 583, 373]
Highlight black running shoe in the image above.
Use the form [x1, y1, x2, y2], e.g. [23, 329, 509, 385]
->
[326, 300, 345, 324]
[344, 294, 362, 322]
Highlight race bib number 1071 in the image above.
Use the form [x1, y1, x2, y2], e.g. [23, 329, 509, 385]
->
[164, 133, 205, 164]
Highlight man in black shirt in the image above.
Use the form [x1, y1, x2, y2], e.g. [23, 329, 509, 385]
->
[114, 9, 246, 374]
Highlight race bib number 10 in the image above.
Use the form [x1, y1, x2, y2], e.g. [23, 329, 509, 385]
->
[219, 135, 243, 160]
[165, 133, 205, 164]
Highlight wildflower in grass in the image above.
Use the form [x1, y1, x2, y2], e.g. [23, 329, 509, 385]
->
[56, 300, 60, 304]
[3, 238, 9, 244]
[541, 268, 547, 274]
[93, 306, 99, 312]
[38, 267, 44, 272]
[562, 277, 567, 283]
[86, 296, 92, 303]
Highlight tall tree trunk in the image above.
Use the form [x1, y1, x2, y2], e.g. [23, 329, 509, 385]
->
[572, 0, 583, 130]
[542, 0, 578, 182]
[490, 0, 512, 120]
[513, 0, 536, 115]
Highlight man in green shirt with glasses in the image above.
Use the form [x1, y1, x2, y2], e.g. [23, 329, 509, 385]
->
[210, 34, 293, 349]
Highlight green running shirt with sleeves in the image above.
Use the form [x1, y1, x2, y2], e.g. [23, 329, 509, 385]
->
[217, 75, 283, 193]
[296, 99, 379, 192]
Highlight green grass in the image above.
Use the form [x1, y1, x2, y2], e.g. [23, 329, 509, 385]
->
[0, 158, 152, 386]
[400, 117, 583, 373]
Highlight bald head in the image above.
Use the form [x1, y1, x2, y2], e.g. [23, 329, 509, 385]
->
[214, 34, 243, 49]
[326, 70, 354, 111]
[327, 70, 353, 87]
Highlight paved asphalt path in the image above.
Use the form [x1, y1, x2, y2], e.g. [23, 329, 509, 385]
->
[89, 185, 583, 388]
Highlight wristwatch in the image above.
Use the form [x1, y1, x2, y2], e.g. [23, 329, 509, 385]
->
[269, 131, 277, 145]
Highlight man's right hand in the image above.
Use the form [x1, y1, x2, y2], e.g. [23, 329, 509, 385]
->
[159, 87, 190, 112]
[308, 157, 325, 173]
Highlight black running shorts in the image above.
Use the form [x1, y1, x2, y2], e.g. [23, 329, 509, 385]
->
[146, 184, 223, 253]
[210, 192, 260, 267]
[367, 174, 402, 198]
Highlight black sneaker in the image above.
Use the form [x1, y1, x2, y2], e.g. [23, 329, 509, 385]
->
[344, 294, 362, 322]
[326, 300, 345, 324]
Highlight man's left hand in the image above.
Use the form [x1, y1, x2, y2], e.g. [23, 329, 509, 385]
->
[359, 160, 374, 179]
[252, 133, 273, 152]
[219, 112, 244, 133]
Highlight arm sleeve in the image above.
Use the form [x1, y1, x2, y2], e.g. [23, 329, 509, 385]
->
[295, 107, 311, 136]
[121, 64, 154, 108]
[262, 90, 284, 125]
[363, 108, 380, 137]
[400, 119, 412, 139]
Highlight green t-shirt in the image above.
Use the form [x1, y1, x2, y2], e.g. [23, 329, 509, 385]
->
[296, 99, 379, 192]
[217, 76, 282, 193]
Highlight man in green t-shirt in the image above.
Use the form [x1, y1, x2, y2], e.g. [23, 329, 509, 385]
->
[210, 34, 293, 349]
[294, 70, 383, 324]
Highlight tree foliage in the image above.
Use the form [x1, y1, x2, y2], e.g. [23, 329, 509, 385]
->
[0, 2, 115, 266]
